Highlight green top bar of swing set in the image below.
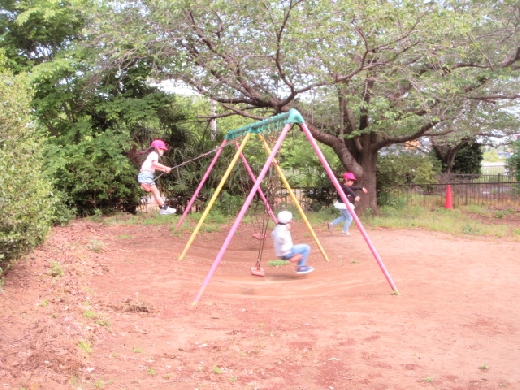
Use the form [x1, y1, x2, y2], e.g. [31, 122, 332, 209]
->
[224, 108, 305, 141]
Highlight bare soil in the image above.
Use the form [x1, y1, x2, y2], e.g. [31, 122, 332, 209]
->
[1, 216, 520, 390]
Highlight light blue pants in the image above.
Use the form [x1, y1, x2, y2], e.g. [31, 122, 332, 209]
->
[285, 244, 311, 268]
[331, 209, 353, 233]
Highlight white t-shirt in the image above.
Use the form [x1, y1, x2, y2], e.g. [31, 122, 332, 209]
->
[141, 151, 159, 172]
[271, 224, 293, 257]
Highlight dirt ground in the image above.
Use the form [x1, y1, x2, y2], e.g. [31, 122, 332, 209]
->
[1, 214, 520, 390]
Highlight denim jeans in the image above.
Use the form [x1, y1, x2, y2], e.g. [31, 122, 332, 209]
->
[331, 209, 353, 233]
[286, 243, 311, 268]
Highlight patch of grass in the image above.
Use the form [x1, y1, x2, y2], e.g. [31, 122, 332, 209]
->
[133, 347, 142, 353]
[267, 259, 290, 267]
[212, 365, 222, 374]
[87, 239, 105, 252]
[83, 304, 111, 328]
[147, 368, 156, 376]
[49, 261, 64, 278]
[39, 299, 50, 307]
[424, 376, 434, 383]
[78, 340, 92, 354]
[200, 224, 222, 233]
[101, 212, 142, 226]
[366, 206, 514, 238]
[479, 364, 489, 370]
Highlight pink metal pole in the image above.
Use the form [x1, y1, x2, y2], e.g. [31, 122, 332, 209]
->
[193, 123, 292, 304]
[300, 123, 399, 293]
[176, 139, 227, 229]
[235, 140, 277, 224]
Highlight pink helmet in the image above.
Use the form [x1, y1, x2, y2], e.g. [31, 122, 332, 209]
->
[342, 172, 357, 181]
[151, 139, 168, 150]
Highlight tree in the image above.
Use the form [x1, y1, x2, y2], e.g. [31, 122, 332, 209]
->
[1, 0, 200, 214]
[86, 0, 520, 212]
[431, 98, 519, 172]
[0, 0, 86, 73]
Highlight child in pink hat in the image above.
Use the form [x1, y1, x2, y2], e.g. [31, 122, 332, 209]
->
[327, 172, 367, 236]
[137, 140, 176, 215]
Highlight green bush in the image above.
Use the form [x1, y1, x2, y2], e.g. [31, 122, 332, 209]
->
[0, 71, 55, 275]
[507, 139, 520, 182]
[44, 127, 141, 216]
[377, 153, 441, 207]
[453, 142, 482, 174]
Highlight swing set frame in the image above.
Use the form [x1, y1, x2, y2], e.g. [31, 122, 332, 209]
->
[175, 109, 398, 304]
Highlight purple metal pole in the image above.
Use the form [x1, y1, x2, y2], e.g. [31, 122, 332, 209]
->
[235, 140, 277, 224]
[176, 139, 227, 229]
[193, 123, 292, 304]
[300, 123, 398, 293]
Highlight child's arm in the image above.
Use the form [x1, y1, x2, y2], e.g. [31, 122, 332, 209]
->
[152, 161, 172, 173]
[352, 185, 368, 194]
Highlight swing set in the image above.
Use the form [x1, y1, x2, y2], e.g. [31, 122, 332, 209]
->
[175, 109, 398, 304]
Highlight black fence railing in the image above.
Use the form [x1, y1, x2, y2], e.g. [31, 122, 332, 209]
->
[278, 174, 520, 210]
[397, 174, 520, 208]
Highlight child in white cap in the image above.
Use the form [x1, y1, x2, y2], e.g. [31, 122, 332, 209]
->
[272, 211, 314, 274]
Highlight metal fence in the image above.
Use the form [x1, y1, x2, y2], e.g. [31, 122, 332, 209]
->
[278, 174, 520, 210]
[397, 174, 520, 208]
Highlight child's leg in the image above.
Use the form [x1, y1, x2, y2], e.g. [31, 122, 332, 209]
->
[148, 185, 165, 208]
[141, 183, 164, 208]
[342, 209, 353, 233]
[331, 212, 346, 227]
[290, 244, 311, 268]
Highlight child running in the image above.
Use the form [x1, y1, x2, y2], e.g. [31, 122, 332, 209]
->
[272, 211, 314, 274]
[137, 139, 177, 215]
[328, 172, 367, 236]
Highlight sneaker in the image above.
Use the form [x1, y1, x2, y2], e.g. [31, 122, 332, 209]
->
[160, 207, 177, 215]
[342, 231, 351, 236]
[327, 222, 333, 232]
[296, 266, 314, 274]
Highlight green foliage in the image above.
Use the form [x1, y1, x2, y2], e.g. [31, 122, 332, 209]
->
[0, 0, 87, 73]
[377, 153, 441, 207]
[507, 140, 520, 182]
[0, 70, 55, 275]
[483, 149, 500, 163]
[453, 142, 482, 174]
[44, 128, 141, 216]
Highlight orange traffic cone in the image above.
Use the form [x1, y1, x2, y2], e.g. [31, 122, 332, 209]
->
[444, 185, 453, 209]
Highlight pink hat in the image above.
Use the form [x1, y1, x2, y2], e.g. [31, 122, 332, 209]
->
[342, 172, 357, 181]
[151, 139, 168, 150]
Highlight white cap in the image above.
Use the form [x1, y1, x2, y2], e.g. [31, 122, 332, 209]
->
[277, 211, 293, 224]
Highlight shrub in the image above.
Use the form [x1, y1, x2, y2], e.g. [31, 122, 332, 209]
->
[453, 142, 482, 174]
[44, 127, 141, 216]
[0, 71, 55, 275]
[507, 139, 520, 182]
[377, 153, 441, 207]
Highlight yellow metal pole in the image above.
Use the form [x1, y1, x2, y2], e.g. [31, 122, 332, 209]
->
[258, 135, 329, 262]
[178, 133, 252, 261]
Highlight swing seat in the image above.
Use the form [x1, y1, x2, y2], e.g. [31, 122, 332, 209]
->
[252, 232, 267, 240]
[251, 265, 265, 277]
